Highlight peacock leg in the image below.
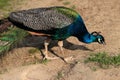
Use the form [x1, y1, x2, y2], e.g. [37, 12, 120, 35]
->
[58, 40, 74, 62]
[58, 40, 64, 55]
[43, 38, 58, 60]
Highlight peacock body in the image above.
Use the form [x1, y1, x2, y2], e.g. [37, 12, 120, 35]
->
[0, 6, 105, 60]
[8, 6, 89, 41]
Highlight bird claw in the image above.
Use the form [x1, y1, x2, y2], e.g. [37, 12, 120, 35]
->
[43, 56, 59, 60]
[64, 56, 74, 62]
[43, 55, 74, 63]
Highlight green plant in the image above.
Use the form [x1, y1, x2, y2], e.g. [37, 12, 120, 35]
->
[28, 48, 39, 54]
[56, 71, 64, 80]
[63, 1, 70, 5]
[0, 27, 28, 55]
[0, 0, 11, 9]
[40, 58, 50, 64]
[71, 5, 76, 9]
[85, 52, 120, 68]
[0, 0, 23, 18]
[57, 0, 63, 1]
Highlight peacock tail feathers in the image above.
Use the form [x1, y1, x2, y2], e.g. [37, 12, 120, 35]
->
[0, 26, 28, 55]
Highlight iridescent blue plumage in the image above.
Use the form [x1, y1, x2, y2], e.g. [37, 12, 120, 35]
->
[51, 13, 105, 44]
[69, 15, 94, 43]
[52, 15, 96, 44]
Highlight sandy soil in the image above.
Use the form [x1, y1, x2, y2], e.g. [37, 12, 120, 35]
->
[0, 0, 120, 80]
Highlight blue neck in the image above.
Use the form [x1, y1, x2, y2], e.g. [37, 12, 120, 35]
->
[68, 16, 97, 43]
[68, 16, 88, 35]
[81, 34, 96, 43]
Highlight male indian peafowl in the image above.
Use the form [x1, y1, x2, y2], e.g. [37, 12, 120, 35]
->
[0, 6, 105, 60]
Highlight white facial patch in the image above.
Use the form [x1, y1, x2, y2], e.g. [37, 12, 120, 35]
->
[98, 38, 101, 43]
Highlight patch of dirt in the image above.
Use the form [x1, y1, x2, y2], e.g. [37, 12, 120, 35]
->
[0, 0, 120, 80]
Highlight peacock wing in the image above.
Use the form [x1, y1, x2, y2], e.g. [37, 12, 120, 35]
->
[9, 7, 78, 31]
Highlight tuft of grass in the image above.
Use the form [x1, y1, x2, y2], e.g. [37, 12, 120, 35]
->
[0, 0, 11, 9]
[56, 71, 64, 80]
[0, 27, 28, 55]
[0, 0, 24, 18]
[63, 1, 71, 5]
[71, 5, 76, 9]
[28, 48, 39, 54]
[40, 59, 50, 64]
[90, 66, 97, 71]
[85, 52, 120, 69]
[57, 0, 63, 1]
[22, 56, 41, 66]
[0, 0, 12, 18]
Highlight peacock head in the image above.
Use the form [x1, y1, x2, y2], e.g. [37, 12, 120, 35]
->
[91, 31, 106, 45]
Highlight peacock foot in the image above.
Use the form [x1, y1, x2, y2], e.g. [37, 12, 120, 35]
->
[43, 55, 59, 60]
[64, 56, 74, 62]
[43, 55, 74, 63]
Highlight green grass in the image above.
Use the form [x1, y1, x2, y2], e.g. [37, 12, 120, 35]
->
[56, 71, 64, 80]
[22, 56, 41, 66]
[57, 0, 63, 1]
[28, 48, 39, 54]
[71, 5, 76, 9]
[0, 0, 23, 18]
[0, 0, 11, 17]
[63, 1, 71, 5]
[40, 59, 50, 64]
[0, 27, 28, 55]
[0, 0, 11, 9]
[85, 52, 120, 68]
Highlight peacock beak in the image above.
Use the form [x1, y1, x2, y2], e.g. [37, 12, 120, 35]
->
[102, 41, 106, 45]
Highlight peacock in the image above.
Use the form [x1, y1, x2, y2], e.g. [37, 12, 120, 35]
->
[0, 6, 105, 60]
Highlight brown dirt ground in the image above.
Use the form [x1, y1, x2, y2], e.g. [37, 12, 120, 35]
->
[0, 0, 120, 80]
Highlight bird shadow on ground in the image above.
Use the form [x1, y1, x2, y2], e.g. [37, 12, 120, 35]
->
[20, 36, 92, 51]
[17, 36, 93, 61]
[63, 40, 93, 51]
